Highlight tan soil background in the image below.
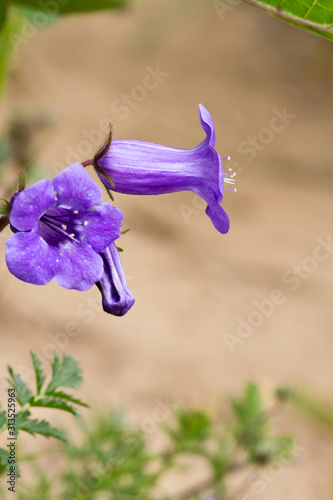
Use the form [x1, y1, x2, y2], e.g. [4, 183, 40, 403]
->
[1, 0, 333, 498]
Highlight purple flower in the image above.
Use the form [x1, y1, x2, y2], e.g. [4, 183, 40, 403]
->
[5, 163, 123, 292]
[94, 104, 234, 234]
[96, 242, 135, 316]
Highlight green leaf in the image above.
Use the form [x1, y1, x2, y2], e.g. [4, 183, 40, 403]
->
[7, 366, 33, 406]
[243, 0, 333, 42]
[30, 352, 46, 395]
[166, 408, 212, 448]
[15, 410, 67, 441]
[45, 353, 83, 393]
[30, 396, 79, 416]
[232, 382, 265, 426]
[231, 382, 269, 459]
[11, 0, 127, 15]
[47, 390, 89, 408]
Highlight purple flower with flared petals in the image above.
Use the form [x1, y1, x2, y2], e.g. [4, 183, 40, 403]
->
[94, 104, 235, 234]
[5, 163, 123, 292]
[96, 242, 135, 316]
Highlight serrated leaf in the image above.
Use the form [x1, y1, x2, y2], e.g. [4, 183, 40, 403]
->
[45, 353, 83, 393]
[7, 366, 33, 406]
[12, 0, 127, 15]
[47, 390, 89, 408]
[244, 0, 333, 42]
[30, 352, 46, 395]
[30, 396, 79, 416]
[15, 410, 66, 441]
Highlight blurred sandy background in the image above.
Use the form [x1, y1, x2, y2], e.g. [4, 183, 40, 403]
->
[1, 0, 333, 498]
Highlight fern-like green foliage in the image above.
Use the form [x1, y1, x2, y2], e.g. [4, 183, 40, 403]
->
[232, 382, 293, 464]
[1, 361, 294, 500]
[0, 351, 88, 447]
[15, 386, 294, 500]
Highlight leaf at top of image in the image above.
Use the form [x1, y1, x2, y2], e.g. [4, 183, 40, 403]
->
[244, 0, 333, 42]
[11, 0, 127, 15]
[0, 3, 8, 31]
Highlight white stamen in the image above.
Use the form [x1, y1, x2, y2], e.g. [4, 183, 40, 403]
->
[73, 210, 79, 214]
[62, 224, 67, 230]
[84, 221, 88, 226]
[69, 233, 75, 238]
[227, 156, 231, 160]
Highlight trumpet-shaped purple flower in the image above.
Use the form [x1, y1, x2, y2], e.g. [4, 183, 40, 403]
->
[5, 163, 124, 292]
[94, 104, 234, 234]
[96, 242, 135, 316]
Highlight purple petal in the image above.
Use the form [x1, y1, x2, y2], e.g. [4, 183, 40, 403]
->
[199, 103, 215, 146]
[53, 163, 102, 211]
[206, 202, 230, 234]
[5, 229, 57, 285]
[83, 204, 123, 252]
[96, 242, 135, 316]
[95, 105, 230, 234]
[9, 179, 55, 232]
[199, 103, 224, 204]
[53, 241, 103, 291]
